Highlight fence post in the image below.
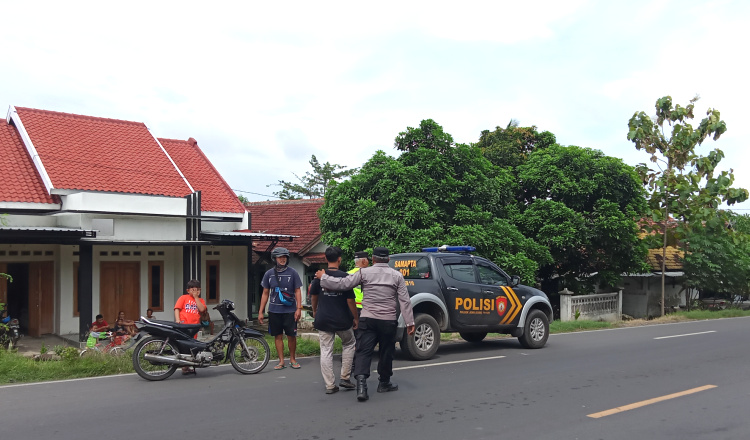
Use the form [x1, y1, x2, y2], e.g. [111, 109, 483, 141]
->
[559, 288, 574, 322]
[618, 288, 623, 320]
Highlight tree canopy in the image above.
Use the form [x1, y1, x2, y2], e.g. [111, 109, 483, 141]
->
[269, 154, 356, 199]
[515, 145, 649, 290]
[628, 95, 749, 314]
[320, 119, 649, 290]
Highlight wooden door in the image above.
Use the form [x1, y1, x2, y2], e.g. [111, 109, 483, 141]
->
[99, 262, 140, 324]
[29, 261, 54, 336]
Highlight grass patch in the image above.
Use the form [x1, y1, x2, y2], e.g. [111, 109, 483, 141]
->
[0, 349, 134, 385]
[550, 320, 614, 333]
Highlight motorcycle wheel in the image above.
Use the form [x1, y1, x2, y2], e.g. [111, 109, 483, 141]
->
[132, 336, 179, 381]
[229, 336, 270, 374]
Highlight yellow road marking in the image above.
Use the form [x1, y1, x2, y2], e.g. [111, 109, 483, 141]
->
[587, 385, 717, 418]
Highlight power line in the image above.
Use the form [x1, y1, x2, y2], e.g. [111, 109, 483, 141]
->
[231, 188, 282, 199]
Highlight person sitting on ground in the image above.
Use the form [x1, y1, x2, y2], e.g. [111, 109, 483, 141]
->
[113, 311, 137, 336]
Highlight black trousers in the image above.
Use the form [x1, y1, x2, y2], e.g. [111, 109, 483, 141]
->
[353, 317, 397, 382]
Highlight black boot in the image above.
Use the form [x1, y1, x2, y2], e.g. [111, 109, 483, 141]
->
[377, 381, 398, 393]
[355, 375, 369, 401]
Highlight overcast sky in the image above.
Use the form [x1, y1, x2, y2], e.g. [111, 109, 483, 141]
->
[2, 0, 749, 211]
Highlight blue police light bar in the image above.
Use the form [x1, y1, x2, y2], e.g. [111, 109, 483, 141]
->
[422, 245, 476, 253]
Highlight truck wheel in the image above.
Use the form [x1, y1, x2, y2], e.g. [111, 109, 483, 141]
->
[459, 332, 487, 343]
[401, 313, 439, 361]
[518, 309, 549, 349]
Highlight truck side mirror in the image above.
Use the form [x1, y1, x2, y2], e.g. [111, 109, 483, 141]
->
[510, 275, 521, 287]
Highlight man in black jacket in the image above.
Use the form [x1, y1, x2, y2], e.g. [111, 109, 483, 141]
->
[310, 246, 359, 394]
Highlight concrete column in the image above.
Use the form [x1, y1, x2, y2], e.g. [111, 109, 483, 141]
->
[559, 288, 574, 322]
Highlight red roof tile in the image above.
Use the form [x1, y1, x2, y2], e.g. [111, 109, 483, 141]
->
[0, 119, 58, 204]
[14, 107, 192, 197]
[159, 138, 245, 214]
[244, 199, 324, 254]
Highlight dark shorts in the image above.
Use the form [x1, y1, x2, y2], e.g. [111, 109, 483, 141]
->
[268, 312, 297, 337]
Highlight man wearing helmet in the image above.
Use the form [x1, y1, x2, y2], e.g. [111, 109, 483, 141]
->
[259, 247, 304, 370]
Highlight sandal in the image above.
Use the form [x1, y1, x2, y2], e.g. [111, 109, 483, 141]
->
[181, 367, 196, 375]
[290, 361, 301, 369]
[273, 364, 286, 370]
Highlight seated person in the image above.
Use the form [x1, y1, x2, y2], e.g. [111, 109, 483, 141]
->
[90, 314, 109, 332]
[113, 311, 137, 336]
[146, 308, 154, 319]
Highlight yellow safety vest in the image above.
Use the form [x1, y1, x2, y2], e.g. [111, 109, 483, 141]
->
[347, 267, 363, 309]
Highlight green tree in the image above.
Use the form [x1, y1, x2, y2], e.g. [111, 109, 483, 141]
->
[627, 95, 748, 315]
[237, 194, 249, 204]
[269, 155, 357, 199]
[320, 121, 551, 283]
[514, 144, 649, 291]
[682, 213, 750, 303]
[394, 119, 454, 154]
[476, 121, 557, 169]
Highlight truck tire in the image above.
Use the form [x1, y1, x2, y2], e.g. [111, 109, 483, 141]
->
[518, 309, 549, 349]
[401, 313, 440, 361]
[459, 332, 487, 343]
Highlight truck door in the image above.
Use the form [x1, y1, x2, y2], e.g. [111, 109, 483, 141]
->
[437, 256, 487, 328]
[475, 259, 522, 327]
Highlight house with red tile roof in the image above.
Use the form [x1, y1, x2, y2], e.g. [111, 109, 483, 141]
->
[0, 106, 293, 340]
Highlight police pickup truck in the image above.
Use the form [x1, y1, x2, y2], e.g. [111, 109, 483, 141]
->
[390, 246, 553, 360]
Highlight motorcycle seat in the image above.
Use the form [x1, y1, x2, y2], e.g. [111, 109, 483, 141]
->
[143, 318, 203, 332]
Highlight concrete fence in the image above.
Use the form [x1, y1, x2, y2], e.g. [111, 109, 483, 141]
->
[559, 288, 622, 322]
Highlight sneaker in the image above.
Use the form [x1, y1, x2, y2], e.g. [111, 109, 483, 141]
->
[325, 386, 340, 394]
[339, 379, 355, 390]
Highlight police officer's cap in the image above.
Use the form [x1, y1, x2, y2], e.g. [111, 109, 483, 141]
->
[373, 247, 389, 258]
[354, 251, 369, 259]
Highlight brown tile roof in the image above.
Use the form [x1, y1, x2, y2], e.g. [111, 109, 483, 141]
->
[244, 199, 324, 254]
[0, 119, 58, 204]
[15, 107, 192, 197]
[159, 138, 245, 214]
[647, 246, 683, 271]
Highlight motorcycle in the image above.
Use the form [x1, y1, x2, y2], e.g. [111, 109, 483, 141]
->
[132, 299, 270, 381]
[0, 309, 21, 350]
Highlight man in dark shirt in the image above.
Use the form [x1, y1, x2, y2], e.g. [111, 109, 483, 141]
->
[310, 246, 359, 394]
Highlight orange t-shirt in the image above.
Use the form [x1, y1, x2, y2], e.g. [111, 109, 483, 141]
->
[174, 295, 206, 325]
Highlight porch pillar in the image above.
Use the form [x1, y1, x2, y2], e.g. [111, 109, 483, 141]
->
[183, 191, 201, 288]
[78, 244, 93, 341]
[247, 243, 254, 319]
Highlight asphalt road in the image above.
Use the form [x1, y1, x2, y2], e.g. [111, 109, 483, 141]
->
[2, 317, 750, 440]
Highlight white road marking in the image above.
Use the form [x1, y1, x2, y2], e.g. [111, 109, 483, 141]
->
[392, 355, 505, 371]
[654, 330, 716, 340]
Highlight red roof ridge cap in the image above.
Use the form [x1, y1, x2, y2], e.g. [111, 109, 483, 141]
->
[15, 107, 146, 127]
[160, 137, 245, 212]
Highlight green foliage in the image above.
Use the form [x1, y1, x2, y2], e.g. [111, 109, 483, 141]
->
[321, 120, 548, 282]
[476, 122, 557, 169]
[237, 194, 249, 203]
[682, 213, 750, 297]
[628, 95, 748, 237]
[515, 145, 649, 290]
[394, 119, 454, 154]
[269, 155, 357, 199]
[628, 95, 749, 314]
